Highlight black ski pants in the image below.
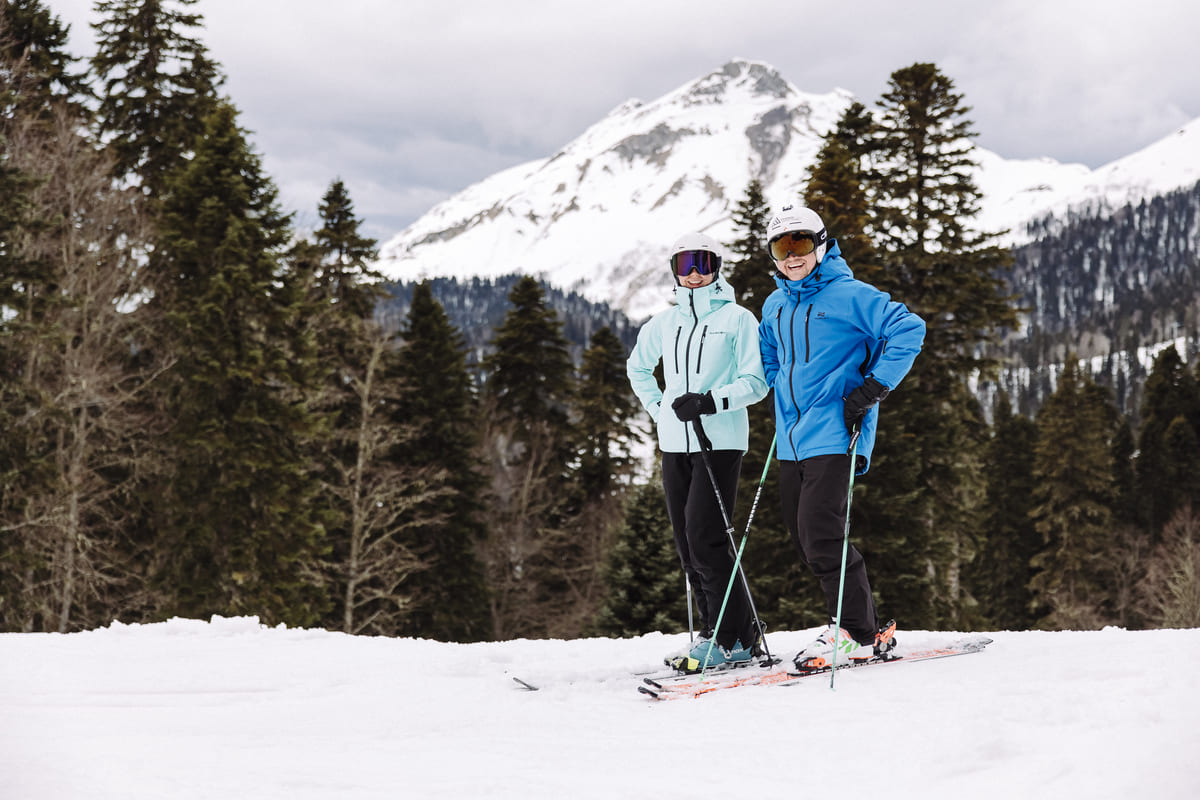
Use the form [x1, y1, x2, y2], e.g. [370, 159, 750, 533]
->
[661, 449, 756, 651]
[779, 454, 878, 644]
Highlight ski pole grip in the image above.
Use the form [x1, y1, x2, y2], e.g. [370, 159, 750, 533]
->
[692, 417, 714, 453]
[847, 424, 861, 456]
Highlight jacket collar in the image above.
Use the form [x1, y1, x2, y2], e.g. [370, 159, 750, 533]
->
[772, 239, 851, 299]
[673, 273, 734, 318]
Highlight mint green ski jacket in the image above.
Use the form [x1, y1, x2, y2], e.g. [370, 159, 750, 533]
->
[626, 275, 768, 454]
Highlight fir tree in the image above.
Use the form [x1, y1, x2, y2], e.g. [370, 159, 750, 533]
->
[1, 0, 89, 114]
[478, 276, 580, 638]
[91, 0, 223, 196]
[853, 63, 1018, 629]
[286, 181, 446, 637]
[390, 281, 491, 641]
[802, 100, 876, 270]
[1110, 417, 1138, 527]
[0, 2, 161, 632]
[563, 325, 645, 635]
[724, 179, 775, 310]
[483, 275, 575, 428]
[966, 395, 1040, 629]
[148, 102, 328, 626]
[313, 178, 383, 319]
[575, 326, 641, 501]
[1028, 359, 1118, 629]
[1135, 346, 1200, 537]
[591, 479, 686, 637]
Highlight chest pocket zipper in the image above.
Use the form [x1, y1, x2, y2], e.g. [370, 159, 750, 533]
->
[673, 326, 682, 375]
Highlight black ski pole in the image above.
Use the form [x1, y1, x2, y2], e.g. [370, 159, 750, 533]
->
[690, 417, 772, 665]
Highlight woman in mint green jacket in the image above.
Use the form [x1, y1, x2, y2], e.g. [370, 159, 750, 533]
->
[626, 232, 768, 670]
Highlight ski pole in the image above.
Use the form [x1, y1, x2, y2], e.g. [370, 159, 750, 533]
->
[736, 435, 776, 655]
[829, 426, 861, 690]
[686, 576, 695, 643]
[690, 418, 772, 675]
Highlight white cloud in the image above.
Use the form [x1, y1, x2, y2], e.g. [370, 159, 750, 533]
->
[50, 0, 1200, 237]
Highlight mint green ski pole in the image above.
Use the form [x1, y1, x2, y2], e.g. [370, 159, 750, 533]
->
[829, 427, 860, 690]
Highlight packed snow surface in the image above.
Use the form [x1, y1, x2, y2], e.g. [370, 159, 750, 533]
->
[2, 616, 1198, 799]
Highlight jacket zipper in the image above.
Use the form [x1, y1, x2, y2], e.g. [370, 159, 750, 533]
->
[804, 304, 813, 363]
[673, 326, 682, 375]
[783, 303, 801, 459]
[681, 292, 701, 452]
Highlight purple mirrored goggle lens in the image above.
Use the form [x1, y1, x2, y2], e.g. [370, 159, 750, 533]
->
[671, 250, 721, 277]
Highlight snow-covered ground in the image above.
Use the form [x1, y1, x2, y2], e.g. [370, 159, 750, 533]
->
[2, 617, 1197, 799]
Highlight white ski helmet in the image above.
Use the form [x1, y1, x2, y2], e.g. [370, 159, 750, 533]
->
[765, 205, 828, 263]
[669, 232, 723, 281]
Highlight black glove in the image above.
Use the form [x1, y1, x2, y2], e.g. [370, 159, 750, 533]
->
[672, 391, 716, 423]
[843, 377, 889, 433]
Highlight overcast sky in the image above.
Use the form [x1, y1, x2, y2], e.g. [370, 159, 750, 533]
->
[51, 0, 1200, 241]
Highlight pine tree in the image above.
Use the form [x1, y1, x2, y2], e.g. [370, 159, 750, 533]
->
[853, 63, 1019, 629]
[591, 479, 686, 637]
[561, 325, 645, 635]
[1028, 359, 1118, 629]
[313, 178, 383, 319]
[1, 0, 89, 114]
[286, 181, 447, 636]
[0, 2, 162, 632]
[966, 395, 1040, 629]
[1135, 346, 1200, 537]
[390, 282, 491, 641]
[802, 100, 877, 270]
[147, 101, 328, 626]
[724, 179, 775, 310]
[91, 0, 223, 196]
[1111, 417, 1138, 527]
[483, 276, 575, 427]
[575, 326, 641, 501]
[478, 276, 579, 638]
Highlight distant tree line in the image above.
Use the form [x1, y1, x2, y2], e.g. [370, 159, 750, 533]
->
[987, 180, 1200, 421]
[3, 2, 1197, 639]
[378, 276, 640, 375]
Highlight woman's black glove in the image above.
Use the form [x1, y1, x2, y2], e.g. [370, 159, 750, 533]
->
[672, 391, 716, 422]
[843, 377, 889, 432]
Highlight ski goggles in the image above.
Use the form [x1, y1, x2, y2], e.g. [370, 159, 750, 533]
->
[768, 231, 818, 261]
[671, 249, 721, 277]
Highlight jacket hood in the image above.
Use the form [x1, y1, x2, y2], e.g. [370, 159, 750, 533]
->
[672, 273, 737, 317]
[773, 239, 851, 298]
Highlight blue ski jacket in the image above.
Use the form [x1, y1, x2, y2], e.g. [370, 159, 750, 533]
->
[759, 240, 925, 473]
[627, 275, 768, 454]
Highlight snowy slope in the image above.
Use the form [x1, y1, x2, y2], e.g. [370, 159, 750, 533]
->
[2, 616, 1198, 799]
[376, 59, 1200, 321]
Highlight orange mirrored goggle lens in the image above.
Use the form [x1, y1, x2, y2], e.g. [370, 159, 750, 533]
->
[769, 232, 816, 261]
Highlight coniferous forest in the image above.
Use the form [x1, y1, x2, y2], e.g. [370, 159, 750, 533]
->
[3, 2, 1199, 640]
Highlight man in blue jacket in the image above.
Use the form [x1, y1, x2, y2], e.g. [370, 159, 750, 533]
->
[759, 205, 925, 670]
[627, 232, 768, 671]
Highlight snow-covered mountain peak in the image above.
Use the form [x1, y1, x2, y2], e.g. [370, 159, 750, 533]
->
[377, 61, 1200, 321]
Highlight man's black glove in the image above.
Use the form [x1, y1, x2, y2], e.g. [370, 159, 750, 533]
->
[672, 391, 716, 423]
[843, 377, 890, 433]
